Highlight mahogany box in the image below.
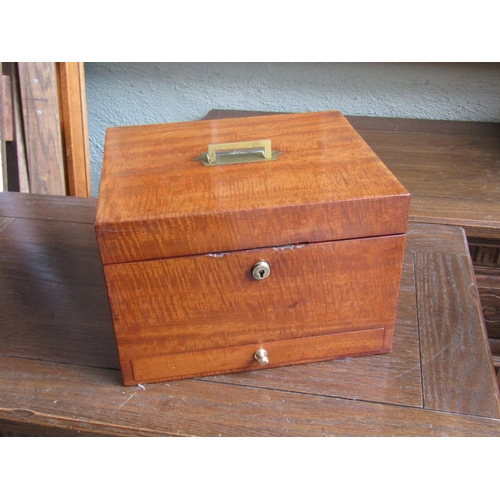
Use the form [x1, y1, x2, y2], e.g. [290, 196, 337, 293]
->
[95, 111, 410, 386]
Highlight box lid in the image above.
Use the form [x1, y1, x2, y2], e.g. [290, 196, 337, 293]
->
[95, 111, 409, 265]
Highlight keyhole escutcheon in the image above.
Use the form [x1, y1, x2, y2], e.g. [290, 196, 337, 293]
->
[252, 261, 271, 280]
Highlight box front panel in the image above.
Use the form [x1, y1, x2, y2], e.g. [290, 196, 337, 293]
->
[104, 235, 406, 385]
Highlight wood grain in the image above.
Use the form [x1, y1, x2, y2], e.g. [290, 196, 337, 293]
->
[347, 115, 500, 137]
[0, 216, 118, 369]
[0, 217, 15, 234]
[206, 225, 473, 405]
[353, 131, 500, 203]
[204, 110, 500, 347]
[2, 63, 30, 193]
[415, 251, 500, 418]
[18, 63, 66, 195]
[57, 62, 92, 197]
[0, 191, 97, 223]
[205, 109, 500, 138]
[0, 64, 6, 191]
[405, 223, 470, 254]
[203, 110, 500, 236]
[475, 274, 500, 339]
[209, 224, 500, 411]
[104, 235, 405, 384]
[96, 111, 409, 264]
[131, 328, 385, 385]
[1, 75, 13, 142]
[343, 116, 500, 239]
[409, 195, 500, 234]
[0, 356, 499, 437]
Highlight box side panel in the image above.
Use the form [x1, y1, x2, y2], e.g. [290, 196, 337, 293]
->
[103, 234, 406, 384]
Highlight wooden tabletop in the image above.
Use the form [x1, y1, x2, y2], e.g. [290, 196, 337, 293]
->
[0, 192, 499, 436]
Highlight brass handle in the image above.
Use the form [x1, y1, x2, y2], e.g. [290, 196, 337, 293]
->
[208, 140, 272, 164]
[194, 140, 282, 166]
[254, 349, 269, 366]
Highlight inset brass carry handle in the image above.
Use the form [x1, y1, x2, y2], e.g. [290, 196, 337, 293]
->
[195, 139, 282, 166]
[208, 140, 272, 164]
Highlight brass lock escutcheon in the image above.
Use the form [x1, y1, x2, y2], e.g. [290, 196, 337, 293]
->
[195, 140, 283, 166]
[252, 261, 271, 280]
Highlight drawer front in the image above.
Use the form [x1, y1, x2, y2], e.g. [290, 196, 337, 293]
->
[104, 235, 406, 384]
[131, 328, 385, 385]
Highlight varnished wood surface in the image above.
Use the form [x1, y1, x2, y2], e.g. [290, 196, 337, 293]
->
[56, 63, 92, 197]
[204, 110, 500, 235]
[1, 193, 499, 435]
[2, 63, 30, 193]
[208, 224, 472, 407]
[409, 196, 500, 238]
[105, 235, 405, 385]
[1, 75, 13, 142]
[349, 121, 500, 207]
[1, 355, 499, 437]
[17, 63, 66, 195]
[0, 65, 6, 191]
[415, 252, 500, 418]
[204, 110, 500, 357]
[0, 217, 15, 234]
[96, 111, 409, 264]
[131, 328, 385, 385]
[0, 191, 97, 223]
[0, 213, 117, 369]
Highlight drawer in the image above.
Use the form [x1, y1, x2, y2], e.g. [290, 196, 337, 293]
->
[131, 328, 385, 384]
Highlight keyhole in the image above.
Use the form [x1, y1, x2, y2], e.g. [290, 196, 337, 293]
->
[252, 261, 270, 280]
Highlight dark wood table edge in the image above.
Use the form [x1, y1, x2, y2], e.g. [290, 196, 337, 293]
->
[0, 359, 499, 437]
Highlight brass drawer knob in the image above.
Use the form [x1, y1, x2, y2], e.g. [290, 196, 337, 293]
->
[254, 348, 269, 366]
[252, 261, 271, 280]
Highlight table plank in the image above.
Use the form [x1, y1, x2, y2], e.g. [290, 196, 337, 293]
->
[0, 192, 97, 223]
[346, 116, 500, 137]
[0, 356, 499, 437]
[17, 63, 66, 195]
[0, 216, 118, 369]
[410, 195, 500, 237]
[0, 217, 15, 234]
[415, 251, 500, 418]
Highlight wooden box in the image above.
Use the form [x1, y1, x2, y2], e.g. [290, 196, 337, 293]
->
[95, 111, 410, 386]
